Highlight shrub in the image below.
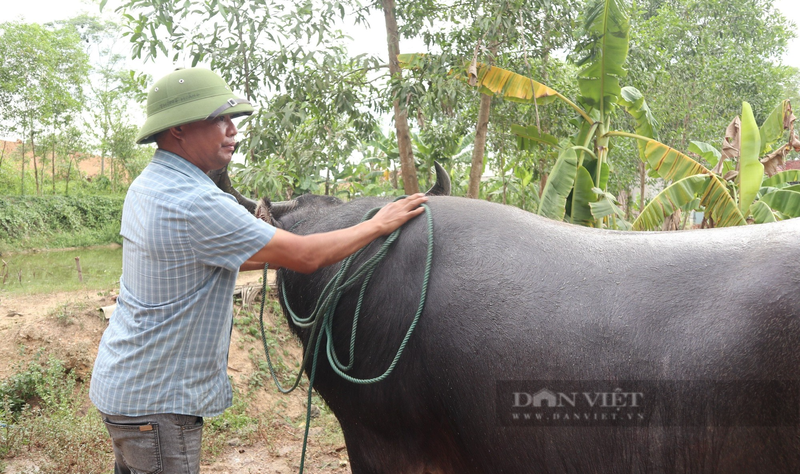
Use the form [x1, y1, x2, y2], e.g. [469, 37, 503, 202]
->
[0, 195, 123, 250]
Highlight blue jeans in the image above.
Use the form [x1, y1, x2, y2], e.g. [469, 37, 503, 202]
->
[101, 412, 204, 474]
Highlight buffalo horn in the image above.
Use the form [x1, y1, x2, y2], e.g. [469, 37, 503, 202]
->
[425, 161, 451, 196]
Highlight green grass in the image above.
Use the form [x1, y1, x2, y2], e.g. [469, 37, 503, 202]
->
[7, 222, 124, 252]
[0, 245, 122, 296]
[0, 355, 111, 474]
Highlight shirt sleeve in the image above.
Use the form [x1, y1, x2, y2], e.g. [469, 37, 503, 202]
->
[187, 188, 276, 271]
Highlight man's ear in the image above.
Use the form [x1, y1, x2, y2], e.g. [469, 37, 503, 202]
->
[168, 126, 184, 140]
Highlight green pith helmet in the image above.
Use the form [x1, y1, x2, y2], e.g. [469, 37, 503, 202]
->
[135, 68, 254, 144]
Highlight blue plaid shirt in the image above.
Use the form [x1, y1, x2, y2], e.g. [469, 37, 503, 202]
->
[90, 149, 274, 417]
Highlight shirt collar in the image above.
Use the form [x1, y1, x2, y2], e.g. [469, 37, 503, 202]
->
[151, 149, 214, 184]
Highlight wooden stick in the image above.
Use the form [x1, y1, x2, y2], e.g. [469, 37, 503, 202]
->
[75, 256, 83, 283]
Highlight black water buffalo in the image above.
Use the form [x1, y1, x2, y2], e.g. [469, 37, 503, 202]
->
[213, 167, 800, 473]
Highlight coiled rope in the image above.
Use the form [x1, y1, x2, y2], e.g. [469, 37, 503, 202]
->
[256, 200, 433, 473]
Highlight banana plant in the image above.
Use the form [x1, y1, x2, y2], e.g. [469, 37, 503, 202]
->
[400, 0, 651, 227]
[400, 0, 799, 229]
[633, 100, 800, 229]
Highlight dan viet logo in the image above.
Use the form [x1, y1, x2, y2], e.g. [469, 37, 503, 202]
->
[505, 386, 646, 425]
[496, 380, 800, 427]
[513, 388, 644, 409]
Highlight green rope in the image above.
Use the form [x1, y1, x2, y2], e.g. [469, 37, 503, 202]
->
[257, 201, 433, 473]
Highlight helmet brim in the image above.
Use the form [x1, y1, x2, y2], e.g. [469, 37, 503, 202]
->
[135, 95, 254, 144]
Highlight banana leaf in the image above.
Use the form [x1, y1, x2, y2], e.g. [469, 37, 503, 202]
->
[538, 148, 578, 221]
[633, 175, 709, 230]
[512, 124, 560, 150]
[738, 102, 764, 217]
[761, 170, 800, 188]
[577, 0, 630, 115]
[590, 187, 629, 229]
[643, 140, 709, 182]
[571, 165, 598, 226]
[618, 86, 657, 159]
[759, 100, 793, 155]
[758, 189, 800, 218]
[473, 63, 560, 105]
[688, 141, 721, 168]
[703, 174, 748, 227]
[398, 53, 563, 106]
[750, 200, 778, 223]
[633, 174, 746, 230]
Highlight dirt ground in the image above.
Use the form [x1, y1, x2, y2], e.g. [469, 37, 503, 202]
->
[0, 271, 352, 474]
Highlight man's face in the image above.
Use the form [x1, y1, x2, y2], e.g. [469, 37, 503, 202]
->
[175, 115, 238, 173]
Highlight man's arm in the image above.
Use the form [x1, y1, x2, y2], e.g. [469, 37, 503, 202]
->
[240, 193, 428, 273]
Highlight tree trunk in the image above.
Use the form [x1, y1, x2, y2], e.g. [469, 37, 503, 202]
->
[20, 140, 25, 196]
[52, 131, 56, 194]
[30, 129, 40, 195]
[467, 92, 492, 198]
[381, 0, 419, 195]
[66, 158, 72, 196]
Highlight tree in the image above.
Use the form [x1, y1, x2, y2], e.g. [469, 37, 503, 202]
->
[402, 0, 799, 229]
[54, 124, 88, 196]
[627, 0, 797, 151]
[394, 0, 581, 198]
[110, 0, 385, 197]
[381, 0, 419, 194]
[0, 21, 89, 195]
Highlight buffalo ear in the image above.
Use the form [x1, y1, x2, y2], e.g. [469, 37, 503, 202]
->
[425, 161, 451, 196]
[269, 200, 299, 222]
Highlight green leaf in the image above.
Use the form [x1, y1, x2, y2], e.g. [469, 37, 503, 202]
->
[538, 148, 578, 221]
[758, 189, 800, 218]
[688, 141, 722, 168]
[761, 170, 800, 188]
[738, 102, 764, 216]
[581, 157, 610, 190]
[589, 187, 626, 222]
[618, 86, 657, 159]
[633, 175, 709, 230]
[512, 124, 560, 149]
[758, 100, 792, 155]
[750, 200, 777, 223]
[643, 140, 709, 182]
[633, 174, 746, 230]
[521, 169, 533, 187]
[577, 0, 631, 116]
[570, 165, 597, 226]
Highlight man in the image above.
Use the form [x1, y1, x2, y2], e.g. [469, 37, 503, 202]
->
[89, 68, 426, 474]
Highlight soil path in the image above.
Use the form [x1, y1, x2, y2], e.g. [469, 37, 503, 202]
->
[0, 271, 351, 474]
